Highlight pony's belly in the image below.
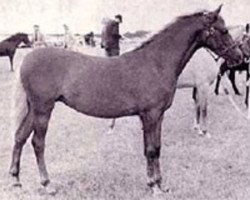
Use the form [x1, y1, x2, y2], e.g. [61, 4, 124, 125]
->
[61, 92, 138, 118]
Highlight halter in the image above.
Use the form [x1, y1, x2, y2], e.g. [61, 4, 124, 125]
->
[217, 42, 239, 59]
[206, 42, 239, 62]
[203, 25, 239, 62]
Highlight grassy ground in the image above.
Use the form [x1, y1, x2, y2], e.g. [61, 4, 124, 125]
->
[0, 46, 250, 200]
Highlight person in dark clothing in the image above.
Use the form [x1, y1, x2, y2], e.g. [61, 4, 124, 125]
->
[101, 14, 123, 56]
[84, 31, 96, 47]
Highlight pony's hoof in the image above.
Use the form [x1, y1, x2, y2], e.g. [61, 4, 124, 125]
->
[193, 122, 200, 130]
[198, 130, 211, 138]
[12, 182, 22, 188]
[38, 183, 58, 196]
[41, 179, 50, 187]
[45, 184, 58, 196]
[9, 174, 22, 188]
[107, 128, 113, 134]
[206, 132, 212, 138]
[151, 185, 169, 198]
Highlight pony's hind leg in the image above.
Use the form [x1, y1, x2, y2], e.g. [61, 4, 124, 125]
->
[193, 86, 210, 137]
[192, 87, 200, 130]
[9, 108, 34, 186]
[32, 109, 53, 187]
[110, 118, 116, 129]
[197, 86, 210, 137]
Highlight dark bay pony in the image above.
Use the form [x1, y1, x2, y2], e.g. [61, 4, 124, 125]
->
[0, 33, 30, 71]
[215, 59, 250, 105]
[10, 6, 242, 194]
[215, 24, 250, 106]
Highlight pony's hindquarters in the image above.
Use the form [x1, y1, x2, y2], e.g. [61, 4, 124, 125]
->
[11, 66, 29, 135]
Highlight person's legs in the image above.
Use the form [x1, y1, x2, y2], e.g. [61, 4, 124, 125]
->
[110, 48, 120, 56]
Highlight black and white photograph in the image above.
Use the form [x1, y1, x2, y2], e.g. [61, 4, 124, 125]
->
[0, 0, 250, 199]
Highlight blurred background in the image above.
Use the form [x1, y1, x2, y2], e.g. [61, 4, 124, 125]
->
[0, 0, 248, 34]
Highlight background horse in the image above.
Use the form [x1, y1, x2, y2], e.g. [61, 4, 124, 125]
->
[9, 6, 242, 195]
[0, 33, 30, 71]
[215, 24, 250, 106]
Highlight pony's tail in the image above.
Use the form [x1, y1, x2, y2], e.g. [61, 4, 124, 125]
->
[11, 65, 29, 134]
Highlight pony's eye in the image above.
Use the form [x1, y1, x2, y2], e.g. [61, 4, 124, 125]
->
[209, 27, 215, 35]
[222, 28, 228, 34]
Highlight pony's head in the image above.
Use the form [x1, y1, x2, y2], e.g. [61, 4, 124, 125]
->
[197, 5, 243, 66]
[18, 33, 31, 46]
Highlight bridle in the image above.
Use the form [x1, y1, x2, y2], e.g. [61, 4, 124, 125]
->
[203, 25, 239, 62]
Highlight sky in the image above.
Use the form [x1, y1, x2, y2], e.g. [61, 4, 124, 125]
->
[0, 0, 249, 34]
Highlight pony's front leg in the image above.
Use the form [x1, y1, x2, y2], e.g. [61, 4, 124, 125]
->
[140, 109, 165, 194]
[228, 70, 241, 95]
[197, 86, 211, 138]
[192, 87, 200, 130]
[245, 71, 250, 107]
[214, 73, 222, 95]
[9, 54, 14, 72]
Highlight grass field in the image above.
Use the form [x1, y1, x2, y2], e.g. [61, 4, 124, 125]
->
[0, 43, 250, 200]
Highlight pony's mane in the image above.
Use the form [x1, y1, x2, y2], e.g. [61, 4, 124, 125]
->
[132, 11, 206, 52]
[4, 33, 27, 42]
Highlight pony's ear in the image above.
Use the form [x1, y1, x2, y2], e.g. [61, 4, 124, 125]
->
[210, 4, 223, 20]
[214, 4, 223, 15]
[203, 5, 223, 24]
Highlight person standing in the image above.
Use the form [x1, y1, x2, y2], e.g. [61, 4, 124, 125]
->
[101, 14, 123, 56]
[101, 15, 123, 131]
[63, 24, 76, 50]
[31, 25, 46, 48]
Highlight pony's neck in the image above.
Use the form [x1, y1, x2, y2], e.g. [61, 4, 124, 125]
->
[7, 35, 23, 47]
[13, 38, 23, 47]
[136, 16, 203, 77]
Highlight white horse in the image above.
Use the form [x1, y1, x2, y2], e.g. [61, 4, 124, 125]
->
[177, 48, 223, 137]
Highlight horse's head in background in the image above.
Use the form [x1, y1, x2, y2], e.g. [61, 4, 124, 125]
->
[238, 24, 250, 62]
[5, 33, 31, 47]
[17, 33, 31, 47]
[197, 5, 243, 66]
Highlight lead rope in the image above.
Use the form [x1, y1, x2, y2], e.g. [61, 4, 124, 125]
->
[221, 75, 249, 120]
[205, 48, 250, 120]
[204, 48, 220, 62]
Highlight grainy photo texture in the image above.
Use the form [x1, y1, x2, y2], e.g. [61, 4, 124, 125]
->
[0, 0, 250, 199]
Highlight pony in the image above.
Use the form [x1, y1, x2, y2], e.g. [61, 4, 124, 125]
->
[9, 6, 242, 194]
[0, 33, 30, 71]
